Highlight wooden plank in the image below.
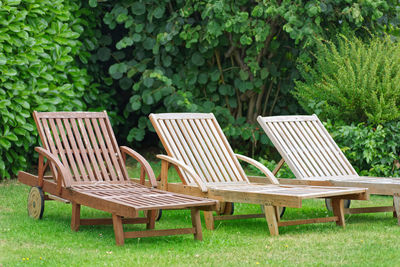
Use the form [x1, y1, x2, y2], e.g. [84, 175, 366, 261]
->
[264, 205, 279, 236]
[91, 118, 117, 181]
[259, 115, 316, 123]
[272, 158, 285, 175]
[63, 118, 89, 182]
[214, 214, 265, 220]
[191, 119, 229, 183]
[124, 228, 195, 238]
[168, 119, 213, 183]
[202, 119, 242, 182]
[112, 214, 124, 246]
[345, 206, 393, 214]
[77, 118, 103, 181]
[103, 112, 130, 181]
[98, 118, 124, 181]
[207, 118, 249, 182]
[157, 119, 193, 184]
[331, 199, 345, 227]
[35, 112, 107, 119]
[149, 113, 214, 120]
[84, 118, 110, 181]
[178, 119, 218, 182]
[56, 119, 81, 181]
[278, 216, 338, 227]
[80, 217, 148, 225]
[47, 119, 71, 178]
[70, 118, 96, 181]
[294, 121, 339, 176]
[191, 208, 202, 241]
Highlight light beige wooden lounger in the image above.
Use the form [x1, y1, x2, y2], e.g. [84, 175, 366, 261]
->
[149, 113, 369, 236]
[257, 114, 400, 223]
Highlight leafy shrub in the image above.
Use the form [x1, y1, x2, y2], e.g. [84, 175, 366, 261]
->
[295, 35, 400, 125]
[0, 0, 92, 179]
[325, 120, 400, 177]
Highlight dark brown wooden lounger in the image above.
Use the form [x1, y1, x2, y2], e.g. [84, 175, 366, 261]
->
[18, 111, 216, 245]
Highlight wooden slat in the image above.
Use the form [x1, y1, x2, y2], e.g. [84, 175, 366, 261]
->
[202, 119, 241, 182]
[279, 121, 321, 177]
[35, 112, 107, 119]
[207, 118, 249, 182]
[190, 119, 228, 183]
[177, 119, 216, 182]
[103, 113, 130, 181]
[80, 217, 148, 225]
[47, 119, 71, 178]
[77, 118, 103, 181]
[293, 121, 339, 176]
[91, 118, 118, 180]
[345, 206, 393, 214]
[267, 122, 310, 177]
[214, 214, 265, 220]
[167, 119, 213, 183]
[98, 118, 124, 181]
[84, 118, 111, 182]
[157, 120, 194, 184]
[70, 118, 96, 181]
[277, 216, 338, 227]
[63, 118, 89, 182]
[305, 120, 350, 176]
[124, 228, 195, 238]
[55, 119, 81, 181]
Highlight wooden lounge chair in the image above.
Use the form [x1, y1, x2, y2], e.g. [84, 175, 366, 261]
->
[18, 111, 216, 245]
[149, 113, 369, 236]
[257, 114, 400, 223]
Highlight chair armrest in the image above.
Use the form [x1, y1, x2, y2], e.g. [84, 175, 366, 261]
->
[156, 154, 208, 192]
[235, 154, 279, 185]
[120, 146, 157, 188]
[35, 147, 72, 193]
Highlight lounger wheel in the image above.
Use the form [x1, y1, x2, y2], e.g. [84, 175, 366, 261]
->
[144, 209, 162, 221]
[27, 186, 45, 219]
[325, 199, 351, 211]
[261, 205, 286, 218]
[220, 202, 234, 215]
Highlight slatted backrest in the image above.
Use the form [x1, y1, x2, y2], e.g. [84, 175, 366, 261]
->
[149, 113, 249, 186]
[33, 111, 129, 185]
[257, 115, 358, 180]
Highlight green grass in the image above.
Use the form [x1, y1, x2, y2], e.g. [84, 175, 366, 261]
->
[1, 161, 400, 266]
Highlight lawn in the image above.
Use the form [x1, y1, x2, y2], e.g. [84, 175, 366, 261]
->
[1, 161, 400, 266]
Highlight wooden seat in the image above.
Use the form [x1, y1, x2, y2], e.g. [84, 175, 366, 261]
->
[18, 111, 216, 245]
[257, 114, 400, 223]
[149, 113, 369, 235]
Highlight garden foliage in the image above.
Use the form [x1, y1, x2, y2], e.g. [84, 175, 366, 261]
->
[0, 0, 92, 178]
[91, 0, 395, 157]
[326, 121, 400, 177]
[295, 35, 400, 125]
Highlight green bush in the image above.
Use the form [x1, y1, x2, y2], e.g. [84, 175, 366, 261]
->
[0, 0, 92, 179]
[294, 35, 400, 125]
[88, 0, 395, 155]
[325, 120, 400, 177]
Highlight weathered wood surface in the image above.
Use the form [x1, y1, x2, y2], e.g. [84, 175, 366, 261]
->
[18, 111, 217, 245]
[150, 113, 369, 235]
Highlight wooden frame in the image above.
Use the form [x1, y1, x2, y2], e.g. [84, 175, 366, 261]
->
[257, 114, 400, 223]
[149, 113, 369, 235]
[18, 111, 216, 246]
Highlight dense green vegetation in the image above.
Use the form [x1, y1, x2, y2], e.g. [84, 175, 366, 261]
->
[0, 0, 93, 178]
[1, 0, 400, 178]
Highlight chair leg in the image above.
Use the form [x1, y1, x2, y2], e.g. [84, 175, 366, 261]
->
[264, 205, 279, 236]
[331, 199, 345, 228]
[204, 211, 214, 230]
[71, 202, 80, 231]
[191, 208, 203, 241]
[112, 214, 125, 246]
[393, 193, 400, 225]
[146, 210, 156, 230]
